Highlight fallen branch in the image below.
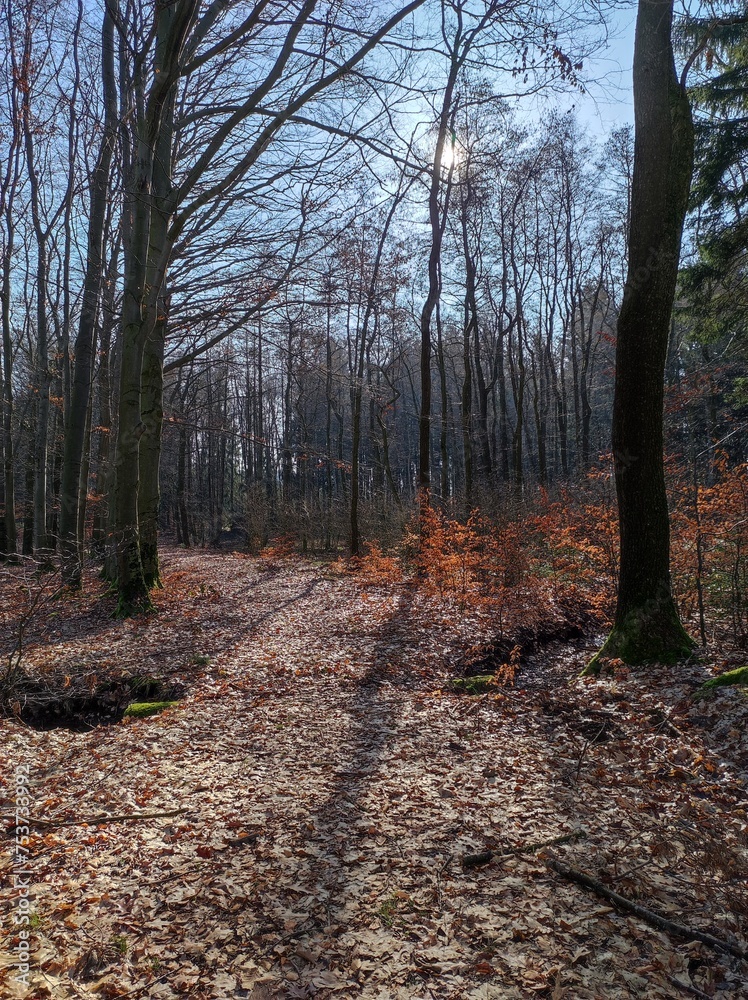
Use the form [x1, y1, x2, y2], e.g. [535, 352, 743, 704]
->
[462, 829, 586, 868]
[26, 808, 189, 829]
[666, 974, 714, 999]
[545, 857, 747, 962]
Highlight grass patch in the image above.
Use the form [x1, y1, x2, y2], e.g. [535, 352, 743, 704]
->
[111, 934, 128, 955]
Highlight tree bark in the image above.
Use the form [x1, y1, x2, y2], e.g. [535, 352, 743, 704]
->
[20, 6, 51, 553]
[60, 4, 116, 586]
[139, 313, 166, 588]
[587, 0, 695, 669]
[111, 0, 197, 614]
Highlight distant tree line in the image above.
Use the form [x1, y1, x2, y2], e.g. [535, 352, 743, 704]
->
[0, 0, 746, 642]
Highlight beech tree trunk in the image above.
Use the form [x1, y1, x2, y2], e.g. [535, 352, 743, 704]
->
[60, 5, 116, 586]
[1, 133, 19, 558]
[111, 0, 196, 614]
[588, 0, 695, 669]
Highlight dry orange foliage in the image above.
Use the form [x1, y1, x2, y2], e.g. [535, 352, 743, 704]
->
[669, 457, 748, 641]
[271, 458, 748, 646]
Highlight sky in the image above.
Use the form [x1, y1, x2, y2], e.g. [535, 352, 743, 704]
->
[551, 6, 637, 136]
[585, 8, 637, 129]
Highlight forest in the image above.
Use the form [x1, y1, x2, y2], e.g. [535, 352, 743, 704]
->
[1, 0, 748, 998]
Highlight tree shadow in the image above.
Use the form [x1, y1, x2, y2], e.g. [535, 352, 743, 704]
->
[245, 584, 422, 993]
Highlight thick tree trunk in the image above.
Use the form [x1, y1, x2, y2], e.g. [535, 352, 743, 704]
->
[22, 442, 34, 556]
[435, 302, 450, 502]
[91, 247, 117, 555]
[588, 0, 695, 669]
[496, 330, 510, 483]
[137, 67, 175, 589]
[111, 0, 195, 614]
[461, 309, 473, 504]
[139, 316, 165, 588]
[31, 251, 50, 554]
[175, 380, 190, 548]
[112, 340, 149, 612]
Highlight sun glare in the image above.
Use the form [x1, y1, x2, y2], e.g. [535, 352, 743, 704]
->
[440, 132, 461, 172]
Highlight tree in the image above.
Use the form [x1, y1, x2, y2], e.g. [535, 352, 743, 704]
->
[59, 3, 117, 587]
[587, 0, 695, 669]
[678, 9, 748, 344]
[0, 0, 24, 559]
[106, 0, 430, 615]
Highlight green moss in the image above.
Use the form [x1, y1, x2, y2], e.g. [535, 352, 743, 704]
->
[451, 675, 496, 695]
[584, 604, 694, 674]
[115, 594, 154, 619]
[123, 701, 178, 718]
[377, 895, 398, 927]
[699, 666, 748, 691]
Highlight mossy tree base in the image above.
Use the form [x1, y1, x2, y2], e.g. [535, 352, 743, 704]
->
[140, 539, 163, 592]
[584, 603, 695, 674]
[115, 584, 155, 619]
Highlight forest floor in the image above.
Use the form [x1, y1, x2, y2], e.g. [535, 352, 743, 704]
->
[1, 547, 748, 1000]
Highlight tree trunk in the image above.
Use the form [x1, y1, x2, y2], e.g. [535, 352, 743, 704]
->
[419, 57, 459, 501]
[111, 0, 196, 614]
[23, 81, 51, 553]
[60, 5, 116, 586]
[137, 61, 177, 588]
[91, 244, 118, 556]
[139, 314, 165, 588]
[587, 0, 695, 669]
[1, 170, 18, 558]
[435, 300, 450, 502]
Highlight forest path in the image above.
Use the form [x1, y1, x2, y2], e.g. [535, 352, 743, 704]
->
[2, 549, 747, 999]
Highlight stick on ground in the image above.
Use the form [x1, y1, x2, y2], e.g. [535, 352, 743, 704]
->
[545, 856, 747, 962]
[462, 829, 586, 868]
[25, 808, 189, 829]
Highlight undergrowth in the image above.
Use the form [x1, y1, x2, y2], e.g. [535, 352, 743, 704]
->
[330, 458, 748, 649]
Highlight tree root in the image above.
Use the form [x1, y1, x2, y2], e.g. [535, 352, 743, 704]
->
[584, 603, 694, 673]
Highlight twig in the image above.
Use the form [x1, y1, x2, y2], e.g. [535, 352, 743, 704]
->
[573, 724, 607, 781]
[666, 975, 714, 999]
[26, 808, 189, 829]
[545, 857, 747, 961]
[462, 829, 586, 868]
[111, 969, 177, 998]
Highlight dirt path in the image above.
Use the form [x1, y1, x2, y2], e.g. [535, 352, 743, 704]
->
[1, 549, 747, 998]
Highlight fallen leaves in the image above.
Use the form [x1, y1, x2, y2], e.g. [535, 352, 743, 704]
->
[1, 549, 747, 998]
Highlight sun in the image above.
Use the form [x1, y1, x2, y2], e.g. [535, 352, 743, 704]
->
[440, 132, 461, 172]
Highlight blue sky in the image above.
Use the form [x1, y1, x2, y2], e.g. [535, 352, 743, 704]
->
[561, 8, 637, 134]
